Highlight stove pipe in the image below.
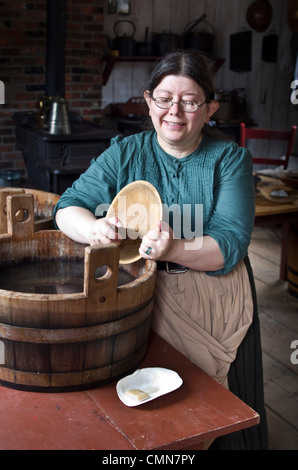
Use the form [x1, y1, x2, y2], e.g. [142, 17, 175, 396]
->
[45, 0, 67, 98]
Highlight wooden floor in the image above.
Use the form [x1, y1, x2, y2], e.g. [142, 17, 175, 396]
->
[249, 225, 298, 450]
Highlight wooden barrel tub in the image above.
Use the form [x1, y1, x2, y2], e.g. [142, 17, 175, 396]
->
[0, 187, 60, 234]
[0, 194, 157, 392]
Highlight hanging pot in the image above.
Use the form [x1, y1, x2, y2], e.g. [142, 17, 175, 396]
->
[261, 31, 278, 62]
[182, 15, 215, 56]
[246, 0, 273, 32]
[152, 30, 182, 56]
[113, 20, 137, 56]
[287, 0, 298, 31]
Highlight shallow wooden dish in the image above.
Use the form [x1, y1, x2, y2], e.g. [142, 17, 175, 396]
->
[279, 170, 298, 189]
[258, 183, 298, 204]
[107, 181, 163, 264]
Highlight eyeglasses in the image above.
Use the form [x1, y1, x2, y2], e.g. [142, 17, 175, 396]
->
[152, 97, 207, 113]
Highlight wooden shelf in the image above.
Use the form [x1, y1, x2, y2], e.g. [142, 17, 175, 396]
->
[103, 55, 225, 85]
[103, 55, 158, 85]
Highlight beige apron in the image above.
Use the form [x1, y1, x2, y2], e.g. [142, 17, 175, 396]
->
[152, 260, 254, 389]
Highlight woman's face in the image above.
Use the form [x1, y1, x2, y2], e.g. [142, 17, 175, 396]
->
[144, 74, 219, 156]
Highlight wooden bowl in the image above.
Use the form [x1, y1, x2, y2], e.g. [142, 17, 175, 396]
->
[258, 183, 298, 203]
[107, 181, 163, 264]
[279, 170, 298, 189]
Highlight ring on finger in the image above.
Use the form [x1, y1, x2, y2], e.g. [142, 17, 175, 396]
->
[145, 246, 152, 255]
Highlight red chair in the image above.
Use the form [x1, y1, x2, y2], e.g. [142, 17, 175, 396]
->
[240, 123, 297, 169]
[241, 122, 298, 282]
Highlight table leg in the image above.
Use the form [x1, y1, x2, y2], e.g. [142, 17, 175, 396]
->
[280, 221, 289, 281]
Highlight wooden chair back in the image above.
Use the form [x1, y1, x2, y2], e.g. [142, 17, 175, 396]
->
[240, 123, 297, 169]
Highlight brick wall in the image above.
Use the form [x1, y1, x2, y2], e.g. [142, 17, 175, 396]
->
[0, 0, 104, 173]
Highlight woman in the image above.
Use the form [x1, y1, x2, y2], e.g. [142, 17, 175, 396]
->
[53, 50, 267, 449]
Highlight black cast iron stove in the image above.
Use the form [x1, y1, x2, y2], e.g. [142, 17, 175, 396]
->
[15, 118, 119, 195]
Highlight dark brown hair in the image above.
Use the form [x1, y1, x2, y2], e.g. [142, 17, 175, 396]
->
[145, 49, 215, 102]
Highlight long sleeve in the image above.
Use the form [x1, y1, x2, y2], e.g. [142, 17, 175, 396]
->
[203, 142, 255, 275]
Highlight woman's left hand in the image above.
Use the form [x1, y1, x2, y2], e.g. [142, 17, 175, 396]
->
[140, 220, 224, 271]
[140, 221, 175, 260]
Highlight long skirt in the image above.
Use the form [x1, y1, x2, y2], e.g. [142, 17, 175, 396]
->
[152, 256, 268, 450]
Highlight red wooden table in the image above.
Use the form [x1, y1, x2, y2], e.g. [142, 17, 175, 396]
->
[0, 332, 259, 451]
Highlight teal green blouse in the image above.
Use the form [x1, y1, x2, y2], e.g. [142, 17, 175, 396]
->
[53, 130, 255, 275]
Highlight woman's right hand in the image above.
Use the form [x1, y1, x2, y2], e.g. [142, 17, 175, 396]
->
[55, 207, 125, 247]
[88, 216, 124, 246]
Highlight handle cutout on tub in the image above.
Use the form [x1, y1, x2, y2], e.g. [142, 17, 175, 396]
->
[94, 264, 109, 281]
[6, 193, 35, 238]
[14, 208, 30, 223]
[84, 244, 120, 308]
[0, 188, 25, 234]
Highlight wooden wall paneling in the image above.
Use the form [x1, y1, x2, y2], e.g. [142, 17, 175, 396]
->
[152, 0, 171, 33]
[101, 76, 113, 110]
[188, 0, 207, 22]
[173, 0, 187, 33]
[131, 62, 151, 96]
[269, 0, 287, 127]
[271, 1, 294, 128]
[250, 14, 271, 130]
[213, 0, 242, 90]
[117, 62, 134, 99]
[130, 0, 154, 42]
[266, 1, 294, 158]
[102, 6, 118, 44]
[248, 60, 271, 161]
[204, 0, 216, 23]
